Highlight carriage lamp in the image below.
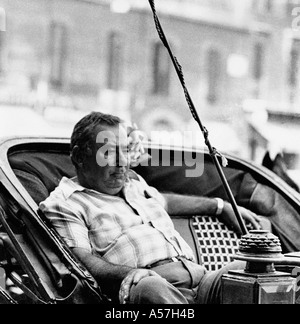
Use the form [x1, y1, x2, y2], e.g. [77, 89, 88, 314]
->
[222, 230, 296, 304]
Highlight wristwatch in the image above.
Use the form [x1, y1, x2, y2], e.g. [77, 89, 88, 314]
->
[215, 198, 224, 216]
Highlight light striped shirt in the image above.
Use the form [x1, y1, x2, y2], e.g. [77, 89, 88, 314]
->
[39, 172, 195, 268]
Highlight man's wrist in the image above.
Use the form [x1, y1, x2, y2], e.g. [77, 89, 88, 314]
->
[215, 198, 224, 216]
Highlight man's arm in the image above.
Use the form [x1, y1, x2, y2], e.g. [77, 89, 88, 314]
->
[163, 194, 218, 216]
[72, 247, 160, 304]
[162, 193, 262, 234]
[73, 247, 133, 283]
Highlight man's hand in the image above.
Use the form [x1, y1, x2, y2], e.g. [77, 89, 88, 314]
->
[119, 269, 161, 304]
[220, 202, 262, 234]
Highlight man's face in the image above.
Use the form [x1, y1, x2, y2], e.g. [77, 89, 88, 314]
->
[80, 124, 131, 196]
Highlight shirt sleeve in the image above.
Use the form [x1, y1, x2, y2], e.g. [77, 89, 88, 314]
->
[136, 174, 167, 209]
[39, 199, 92, 252]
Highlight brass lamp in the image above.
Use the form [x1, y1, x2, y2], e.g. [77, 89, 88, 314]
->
[222, 230, 296, 304]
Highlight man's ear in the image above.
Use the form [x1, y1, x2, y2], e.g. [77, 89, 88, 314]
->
[71, 145, 84, 169]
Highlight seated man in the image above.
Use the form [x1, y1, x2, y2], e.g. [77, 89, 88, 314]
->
[39, 112, 262, 304]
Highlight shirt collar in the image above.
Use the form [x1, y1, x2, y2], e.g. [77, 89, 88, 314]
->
[60, 176, 86, 200]
[60, 176, 132, 200]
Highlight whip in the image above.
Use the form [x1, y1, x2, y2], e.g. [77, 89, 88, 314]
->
[148, 0, 248, 235]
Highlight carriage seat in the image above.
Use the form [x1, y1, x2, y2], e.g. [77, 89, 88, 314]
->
[8, 150, 241, 271]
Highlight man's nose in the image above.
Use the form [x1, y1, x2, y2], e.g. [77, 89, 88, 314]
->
[116, 150, 129, 167]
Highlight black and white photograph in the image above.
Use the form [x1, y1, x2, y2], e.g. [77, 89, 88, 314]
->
[0, 0, 300, 308]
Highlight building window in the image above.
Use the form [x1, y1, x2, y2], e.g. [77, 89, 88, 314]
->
[253, 43, 264, 81]
[288, 42, 299, 88]
[265, 0, 273, 13]
[0, 31, 5, 74]
[252, 0, 273, 14]
[49, 22, 68, 89]
[206, 48, 222, 104]
[107, 32, 123, 91]
[152, 41, 171, 96]
[288, 40, 300, 103]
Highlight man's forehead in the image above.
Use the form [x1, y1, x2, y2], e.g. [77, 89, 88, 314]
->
[95, 124, 128, 145]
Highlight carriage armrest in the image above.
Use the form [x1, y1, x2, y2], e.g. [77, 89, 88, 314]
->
[171, 216, 201, 264]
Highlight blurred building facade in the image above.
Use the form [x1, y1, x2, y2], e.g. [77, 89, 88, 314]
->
[0, 0, 299, 160]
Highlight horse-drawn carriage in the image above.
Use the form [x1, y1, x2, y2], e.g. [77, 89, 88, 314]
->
[0, 136, 300, 304]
